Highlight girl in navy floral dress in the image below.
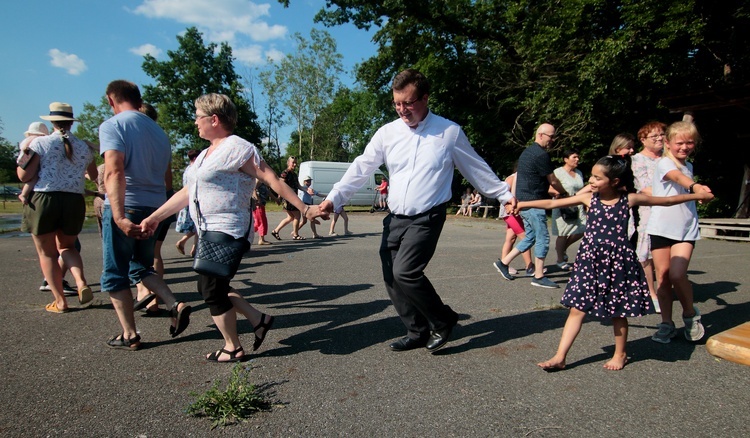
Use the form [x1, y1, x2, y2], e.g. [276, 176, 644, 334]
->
[515, 156, 713, 370]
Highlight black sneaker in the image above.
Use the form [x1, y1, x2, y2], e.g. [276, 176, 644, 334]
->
[62, 280, 77, 296]
[493, 260, 515, 280]
[40, 280, 51, 291]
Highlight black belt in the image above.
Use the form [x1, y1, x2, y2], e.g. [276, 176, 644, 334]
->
[392, 202, 449, 220]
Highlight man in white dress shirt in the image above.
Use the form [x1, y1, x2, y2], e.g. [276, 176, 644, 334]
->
[320, 69, 516, 353]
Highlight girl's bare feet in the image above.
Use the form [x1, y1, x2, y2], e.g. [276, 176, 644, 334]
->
[603, 353, 628, 371]
[537, 356, 566, 371]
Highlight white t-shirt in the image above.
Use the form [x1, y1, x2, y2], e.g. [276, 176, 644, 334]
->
[645, 157, 700, 241]
[187, 135, 260, 240]
[28, 131, 94, 194]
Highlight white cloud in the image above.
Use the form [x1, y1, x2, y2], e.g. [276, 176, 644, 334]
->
[132, 0, 287, 43]
[129, 43, 163, 58]
[264, 48, 284, 63]
[234, 46, 263, 65]
[233, 45, 285, 66]
[48, 49, 87, 75]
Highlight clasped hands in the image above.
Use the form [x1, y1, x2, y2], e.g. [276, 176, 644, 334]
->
[503, 197, 519, 216]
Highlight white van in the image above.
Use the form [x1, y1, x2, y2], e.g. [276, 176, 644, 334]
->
[298, 161, 387, 206]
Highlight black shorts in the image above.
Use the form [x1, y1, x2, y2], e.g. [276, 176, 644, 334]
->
[23, 191, 85, 236]
[156, 222, 169, 242]
[197, 274, 233, 316]
[283, 200, 299, 212]
[650, 234, 695, 250]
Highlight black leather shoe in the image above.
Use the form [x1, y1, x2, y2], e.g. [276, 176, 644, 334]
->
[426, 325, 455, 352]
[389, 336, 428, 352]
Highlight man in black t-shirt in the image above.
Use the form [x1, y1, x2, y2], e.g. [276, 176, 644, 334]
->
[494, 123, 568, 288]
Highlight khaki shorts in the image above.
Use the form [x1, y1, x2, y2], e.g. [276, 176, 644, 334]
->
[23, 191, 85, 236]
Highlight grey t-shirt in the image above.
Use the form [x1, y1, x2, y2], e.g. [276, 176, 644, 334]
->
[99, 110, 171, 208]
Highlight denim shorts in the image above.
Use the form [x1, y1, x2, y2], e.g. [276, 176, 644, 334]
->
[516, 208, 550, 258]
[100, 205, 158, 292]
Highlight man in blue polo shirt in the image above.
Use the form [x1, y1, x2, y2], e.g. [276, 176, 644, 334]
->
[494, 123, 568, 288]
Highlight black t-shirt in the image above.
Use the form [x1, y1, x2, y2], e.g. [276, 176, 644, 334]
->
[281, 169, 300, 191]
[515, 142, 554, 201]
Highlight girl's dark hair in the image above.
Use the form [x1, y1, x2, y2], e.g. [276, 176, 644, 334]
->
[562, 149, 579, 159]
[597, 155, 640, 246]
[595, 155, 635, 193]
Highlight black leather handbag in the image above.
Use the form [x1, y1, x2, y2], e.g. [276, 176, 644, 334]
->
[193, 229, 249, 280]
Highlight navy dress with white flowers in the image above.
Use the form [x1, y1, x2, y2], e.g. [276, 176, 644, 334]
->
[561, 193, 654, 318]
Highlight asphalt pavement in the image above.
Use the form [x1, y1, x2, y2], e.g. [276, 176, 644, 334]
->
[1, 211, 749, 437]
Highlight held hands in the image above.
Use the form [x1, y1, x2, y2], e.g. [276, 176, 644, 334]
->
[504, 198, 521, 215]
[693, 183, 714, 204]
[116, 217, 150, 240]
[304, 204, 330, 222]
[139, 215, 161, 239]
[317, 200, 334, 220]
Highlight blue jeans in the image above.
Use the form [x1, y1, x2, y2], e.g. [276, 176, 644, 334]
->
[100, 205, 158, 292]
[516, 208, 549, 259]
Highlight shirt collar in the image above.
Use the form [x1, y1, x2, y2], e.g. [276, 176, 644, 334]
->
[402, 110, 433, 132]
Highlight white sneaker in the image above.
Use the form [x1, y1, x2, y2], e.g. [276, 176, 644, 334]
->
[683, 308, 705, 342]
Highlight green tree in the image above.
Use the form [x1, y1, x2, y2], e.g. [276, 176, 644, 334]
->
[257, 67, 287, 170]
[141, 27, 262, 154]
[284, 0, 748, 174]
[261, 29, 344, 159]
[0, 119, 18, 185]
[74, 96, 111, 145]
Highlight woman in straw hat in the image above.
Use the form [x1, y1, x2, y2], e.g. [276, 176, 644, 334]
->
[17, 102, 99, 313]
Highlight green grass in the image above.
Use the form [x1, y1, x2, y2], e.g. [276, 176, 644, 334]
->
[0, 199, 24, 214]
[186, 364, 271, 429]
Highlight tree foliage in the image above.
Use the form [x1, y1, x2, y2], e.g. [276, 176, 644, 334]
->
[0, 119, 19, 184]
[295, 0, 749, 178]
[260, 29, 344, 160]
[141, 27, 262, 154]
[74, 96, 111, 145]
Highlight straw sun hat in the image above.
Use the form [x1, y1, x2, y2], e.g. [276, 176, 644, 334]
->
[39, 102, 77, 122]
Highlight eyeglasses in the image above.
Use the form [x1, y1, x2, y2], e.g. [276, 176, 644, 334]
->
[195, 114, 213, 121]
[647, 133, 665, 140]
[391, 97, 423, 110]
[540, 133, 556, 139]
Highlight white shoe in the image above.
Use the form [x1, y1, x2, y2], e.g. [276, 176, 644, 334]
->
[683, 308, 705, 342]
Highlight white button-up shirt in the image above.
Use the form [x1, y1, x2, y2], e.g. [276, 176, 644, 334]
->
[326, 111, 513, 216]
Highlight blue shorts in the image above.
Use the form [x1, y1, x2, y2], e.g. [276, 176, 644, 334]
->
[516, 208, 550, 258]
[100, 205, 158, 292]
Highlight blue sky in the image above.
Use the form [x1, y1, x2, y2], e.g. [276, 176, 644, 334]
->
[0, 0, 378, 146]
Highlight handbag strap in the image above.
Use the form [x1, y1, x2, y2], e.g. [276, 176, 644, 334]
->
[193, 150, 250, 239]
